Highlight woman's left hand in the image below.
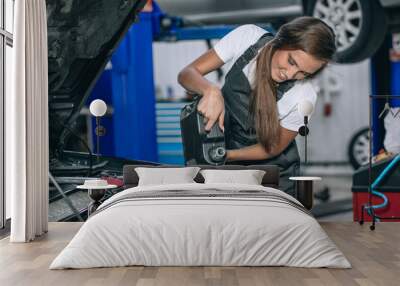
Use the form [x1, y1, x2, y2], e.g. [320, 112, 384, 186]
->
[225, 150, 233, 162]
[197, 85, 225, 132]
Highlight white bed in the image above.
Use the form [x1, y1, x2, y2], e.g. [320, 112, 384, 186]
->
[50, 183, 351, 269]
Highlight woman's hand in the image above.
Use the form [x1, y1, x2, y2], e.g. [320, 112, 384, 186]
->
[177, 49, 225, 132]
[225, 150, 234, 162]
[197, 85, 225, 132]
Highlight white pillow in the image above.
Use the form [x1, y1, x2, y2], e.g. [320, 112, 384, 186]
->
[200, 169, 266, 185]
[135, 167, 201, 186]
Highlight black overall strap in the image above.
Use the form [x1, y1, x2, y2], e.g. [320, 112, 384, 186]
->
[227, 32, 295, 101]
[234, 32, 274, 71]
[221, 32, 274, 131]
[245, 33, 296, 99]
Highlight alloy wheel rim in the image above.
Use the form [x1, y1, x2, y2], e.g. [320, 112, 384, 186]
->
[352, 130, 370, 167]
[313, 0, 363, 53]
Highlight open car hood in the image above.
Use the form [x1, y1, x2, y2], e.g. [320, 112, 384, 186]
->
[47, 0, 147, 160]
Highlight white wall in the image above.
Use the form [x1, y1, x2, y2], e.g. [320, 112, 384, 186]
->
[297, 60, 370, 163]
[153, 40, 222, 100]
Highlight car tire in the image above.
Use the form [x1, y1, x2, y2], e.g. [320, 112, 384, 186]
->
[305, 0, 387, 63]
[348, 127, 370, 170]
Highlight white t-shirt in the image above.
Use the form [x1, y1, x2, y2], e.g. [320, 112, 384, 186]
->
[213, 24, 318, 132]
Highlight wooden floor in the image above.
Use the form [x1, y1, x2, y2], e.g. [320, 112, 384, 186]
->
[1, 222, 399, 286]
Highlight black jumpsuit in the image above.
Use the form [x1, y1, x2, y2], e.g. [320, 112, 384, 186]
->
[221, 33, 300, 197]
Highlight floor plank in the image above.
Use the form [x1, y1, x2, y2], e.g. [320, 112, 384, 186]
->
[0, 222, 399, 286]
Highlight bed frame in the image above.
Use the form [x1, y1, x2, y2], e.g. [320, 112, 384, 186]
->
[122, 164, 317, 210]
[122, 164, 280, 189]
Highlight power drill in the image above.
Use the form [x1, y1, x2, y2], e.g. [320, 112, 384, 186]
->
[180, 96, 226, 165]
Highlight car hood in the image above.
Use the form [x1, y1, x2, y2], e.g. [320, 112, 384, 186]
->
[47, 0, 147, 159]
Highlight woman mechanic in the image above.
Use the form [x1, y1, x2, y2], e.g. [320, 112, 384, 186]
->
[178, 16, 336, 196]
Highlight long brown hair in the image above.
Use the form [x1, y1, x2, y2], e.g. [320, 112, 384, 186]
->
[251, 16, 336, 153]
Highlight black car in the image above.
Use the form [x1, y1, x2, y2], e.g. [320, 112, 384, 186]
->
[47, 0, 157, 221]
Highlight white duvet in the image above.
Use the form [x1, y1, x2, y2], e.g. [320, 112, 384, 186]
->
[50, 183, 351, 269]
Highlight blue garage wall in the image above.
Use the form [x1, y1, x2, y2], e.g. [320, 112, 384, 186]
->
[88, 12, 158, 162]
[391, 60, 400, 106]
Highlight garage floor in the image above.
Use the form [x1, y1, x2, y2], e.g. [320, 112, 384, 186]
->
[305, 164, 355, 222]
[1, 222, 399, 286]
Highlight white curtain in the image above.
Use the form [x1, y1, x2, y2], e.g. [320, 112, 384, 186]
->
[7, 0, 49, 242]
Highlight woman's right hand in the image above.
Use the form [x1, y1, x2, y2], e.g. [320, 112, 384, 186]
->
[197, 85, 225, 132]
